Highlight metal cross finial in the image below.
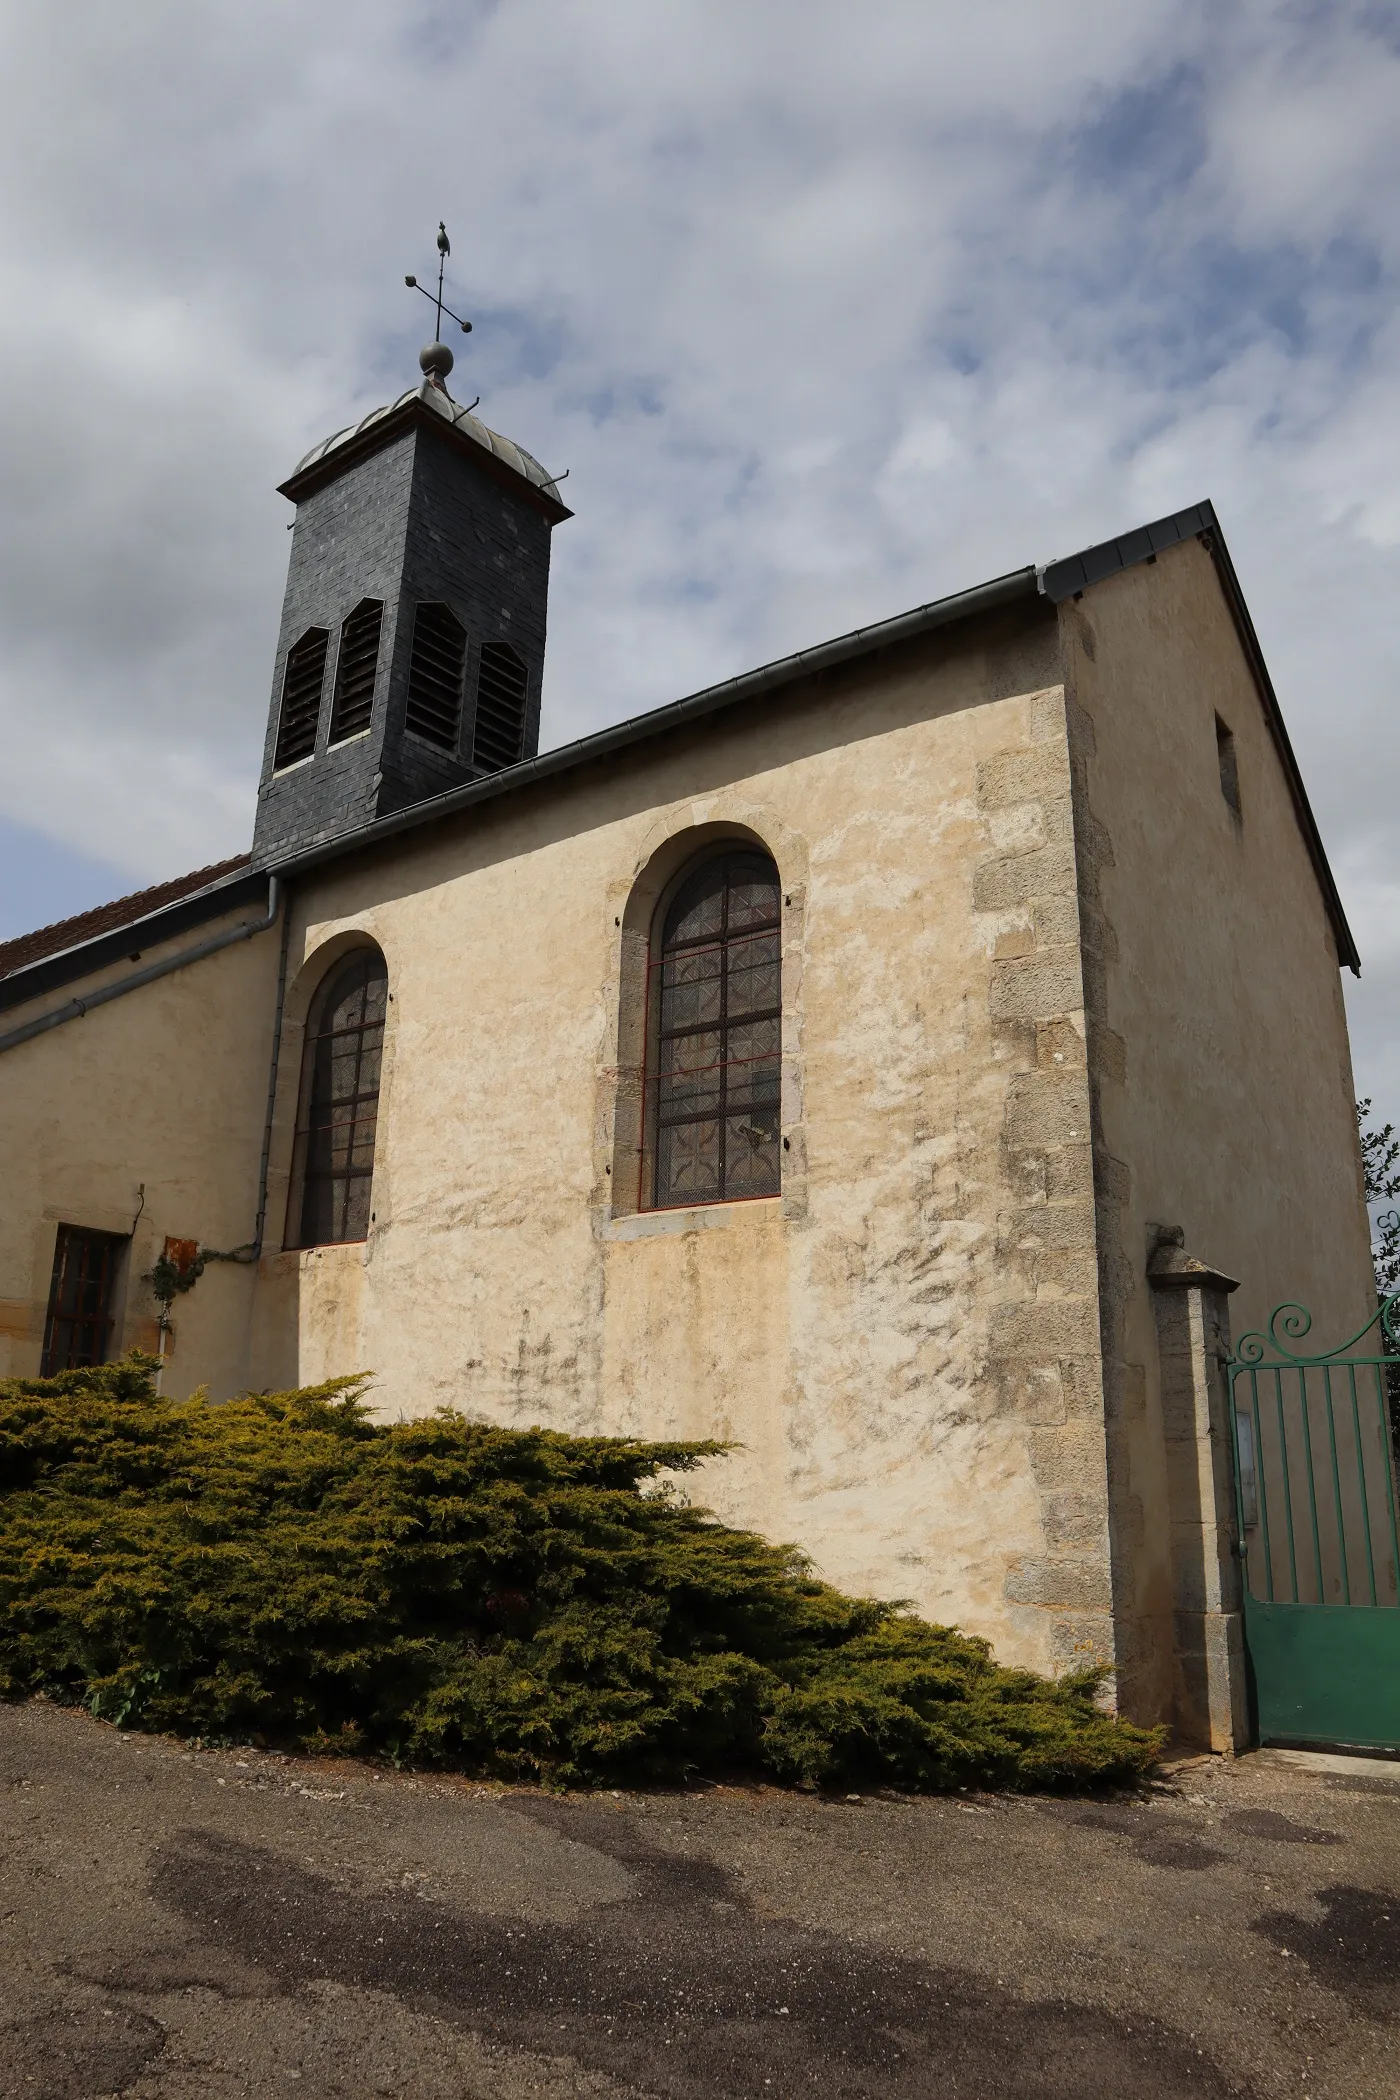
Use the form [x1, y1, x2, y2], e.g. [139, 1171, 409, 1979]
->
[404, 222, 474, 342]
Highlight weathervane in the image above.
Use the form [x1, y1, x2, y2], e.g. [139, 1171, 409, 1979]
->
[405, 223, 473, 388]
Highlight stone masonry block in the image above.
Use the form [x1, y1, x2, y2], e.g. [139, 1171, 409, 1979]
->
[1059, 1356, 1110, 1421]
[989, 1361, 1069, 1426]
[1043, 1144, 1096, 1201]
[1004, 1556, 1113, 1613]
[1012, 1199, 1096, 1251]
[1043, 1610, 1118, 1677]
[1026, 1422, 1109, 1490]
[991, 1295, 1100, 1360]
[1041, 1490, 1108, 1549]
[1002, 1069, 1091, 1146]
[977, 745, 1069, 812]
[1034, 1016, 1086, 1070]
[1032, 893, 1081, 949]
[1040, 795, 1076, 843]
[990, 951, 1085, 1023]
[971, 843, 1076, 911]
[1030, 1247, 1101, 1297]
[1029, 687, 1068, 744]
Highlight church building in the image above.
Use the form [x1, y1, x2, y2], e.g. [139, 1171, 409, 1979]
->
[0, 323, 1376, 1750]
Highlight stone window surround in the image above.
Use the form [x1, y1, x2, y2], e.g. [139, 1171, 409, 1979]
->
[599, 800, 810, 1230]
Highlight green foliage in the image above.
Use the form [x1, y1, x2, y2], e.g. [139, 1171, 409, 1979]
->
[1358, 1097, 1400, 1297]
[1357, 1098, 1400, 1442]
[0, 1360, 1160, 1792]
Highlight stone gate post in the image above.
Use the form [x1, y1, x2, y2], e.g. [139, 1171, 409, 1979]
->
[1148, 1234, 1251, 1753]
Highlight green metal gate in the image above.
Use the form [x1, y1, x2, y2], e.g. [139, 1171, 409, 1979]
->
[1228, 1299, 1400, 1752]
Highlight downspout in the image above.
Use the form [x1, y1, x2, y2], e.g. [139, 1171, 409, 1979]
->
[0, 877, 282, 1056]
[242, 888, 293, 1261]
[147, 890, 294, 1277]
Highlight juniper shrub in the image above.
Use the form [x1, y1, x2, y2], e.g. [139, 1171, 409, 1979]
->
[0, 1359, 1160, 1791]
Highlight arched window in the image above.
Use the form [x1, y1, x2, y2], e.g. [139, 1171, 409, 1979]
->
[289, 948, 388, 1248]
[646, 850, 781, 1209]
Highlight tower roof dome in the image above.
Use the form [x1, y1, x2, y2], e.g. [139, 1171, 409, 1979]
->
[290, 378, 563, 504]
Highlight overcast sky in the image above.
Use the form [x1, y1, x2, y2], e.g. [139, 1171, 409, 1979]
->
[1, 1, 1398, 1104]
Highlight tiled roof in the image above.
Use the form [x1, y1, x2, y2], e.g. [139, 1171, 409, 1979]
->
[0, 854, 251, 980]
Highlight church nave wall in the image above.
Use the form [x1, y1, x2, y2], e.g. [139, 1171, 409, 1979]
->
[245, 603, 1113, 1684]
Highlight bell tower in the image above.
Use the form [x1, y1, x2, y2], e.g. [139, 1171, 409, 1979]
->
[252, 232, 571, 868]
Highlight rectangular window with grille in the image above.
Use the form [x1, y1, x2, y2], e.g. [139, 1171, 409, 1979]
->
[404, 602, 467, 751]
[328, 599, 384, 744]
[273, 627, 330, 770]
[40, 1226, 125, 1375]
[471, 641, 529, 771]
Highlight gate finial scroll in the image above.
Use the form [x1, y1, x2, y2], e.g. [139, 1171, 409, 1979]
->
[1233, 1292, 1400, 1368]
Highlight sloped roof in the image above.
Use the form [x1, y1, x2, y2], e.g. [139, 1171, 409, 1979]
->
[0, 855, 251, 982]
[0, 498, 1359, 1012]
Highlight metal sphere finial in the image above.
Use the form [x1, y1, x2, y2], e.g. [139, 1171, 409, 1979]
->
[420, 341, 454, 382]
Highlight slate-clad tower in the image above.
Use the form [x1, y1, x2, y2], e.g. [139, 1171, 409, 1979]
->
[252, 347, 571, 868]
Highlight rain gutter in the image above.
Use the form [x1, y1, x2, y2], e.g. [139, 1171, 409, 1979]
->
[0, 878, 282, 1055]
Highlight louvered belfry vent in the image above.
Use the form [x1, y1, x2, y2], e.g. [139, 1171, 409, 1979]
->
[273, 628, 330, 770]
[404, 602, 467, 751]
[328, 600, 384, 744]
[253, 377, 569, 866]
[472, 642, 530, 772]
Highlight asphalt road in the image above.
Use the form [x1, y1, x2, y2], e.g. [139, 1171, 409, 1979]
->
[2, 1701, 1398, 2099]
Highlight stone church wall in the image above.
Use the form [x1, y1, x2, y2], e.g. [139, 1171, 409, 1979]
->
[0, 900, 281, 1395]
[5, 543, 1369, 1721]
[243, 599, 1122, 1686]
[1061, 533, 1375, 1724]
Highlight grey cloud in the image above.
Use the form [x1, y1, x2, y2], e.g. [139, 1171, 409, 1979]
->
[1, 0, 1398, 1111]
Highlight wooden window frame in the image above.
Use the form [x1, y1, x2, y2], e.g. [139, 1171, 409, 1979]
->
[40, 1225, 126, 1375]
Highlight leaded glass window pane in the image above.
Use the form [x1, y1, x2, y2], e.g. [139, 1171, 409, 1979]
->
[294, 949, 388, 1247]
[649, 851, 781, 1208]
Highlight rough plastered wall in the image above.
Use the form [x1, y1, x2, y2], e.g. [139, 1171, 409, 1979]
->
[250, 602, 1120, 1681]
[0, 902, 281, 1394]
[1062, 534, 1375, 1722]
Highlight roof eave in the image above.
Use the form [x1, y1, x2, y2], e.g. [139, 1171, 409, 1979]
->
[0, 866, 272, 1017]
